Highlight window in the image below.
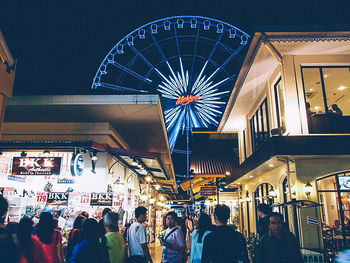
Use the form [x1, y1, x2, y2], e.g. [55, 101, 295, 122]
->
[302, 66, 350, 116]
[243, 129, 247, 159]
[250, 99, 270, 152]
[274, 78, 286, 132]
[246, 191, 251, 237]
[254, 183, 275, 232]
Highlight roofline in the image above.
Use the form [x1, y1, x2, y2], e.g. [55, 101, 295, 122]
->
[253, 24, 350, 33]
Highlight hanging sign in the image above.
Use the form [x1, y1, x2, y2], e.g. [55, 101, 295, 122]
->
[12, 157, 61, 176]
[90, 192, 113, 206]
[200, 186, 217, 196]
[46, 192, 69, 206]
[8, 174, 26, 182]
[70, 153, 84, 176]
[307, 216, 319, 226]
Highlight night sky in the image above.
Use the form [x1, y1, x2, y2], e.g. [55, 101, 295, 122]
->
[1, 0, 350, 96]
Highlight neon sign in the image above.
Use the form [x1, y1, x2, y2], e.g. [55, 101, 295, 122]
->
[176, 95, 200, 106]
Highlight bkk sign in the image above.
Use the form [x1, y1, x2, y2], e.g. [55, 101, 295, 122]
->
[90, 192, 113, 206]
[176, 95, 200, 106]
[12, 157, 61, 176]
[46, 192, 69, 206]
[200, 186, 217, 196]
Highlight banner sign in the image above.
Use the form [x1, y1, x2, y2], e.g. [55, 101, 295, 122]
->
[0, 156, 11, 175]
[200, 186, 217, 196]
[57, 178, 75, 184]
[307, 216, 319, 226]
[90, 192, 113, 206]
[46, 192, 69, 206]
[8, 174, 26, 182]
[70, 154, 84, 176]
[36, 192, 48, 204]
[12, 157, 61, 176]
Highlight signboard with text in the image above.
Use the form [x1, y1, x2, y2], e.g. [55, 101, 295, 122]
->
[90, 192, 113, 206]
[46, 192, 69, 206]
[12, 157, 61, 176]
[200, 186, 217, 196]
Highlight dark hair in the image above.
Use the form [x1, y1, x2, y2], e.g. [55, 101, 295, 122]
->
[135, 206, 147, 219]
[80, 211, 89, 218]
[258, 203, 271, 215]
[269, 212, 283, 222]
[6, 222, 19, 235]
[214, 205, 230, 224]
[35, 212, 54, 244]
[81, 218, 100, 244]
[73, 215, 85, 230]
[166, 211, 177, 219]
[197, 213, 212, 242]
[104, 212, 119, 231]
[18, 217, 34, 263]
[0, 195, 8, 223]
[102, 208, 112, 217]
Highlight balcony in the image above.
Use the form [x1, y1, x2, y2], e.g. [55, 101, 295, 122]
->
[308, 115, 350, 134]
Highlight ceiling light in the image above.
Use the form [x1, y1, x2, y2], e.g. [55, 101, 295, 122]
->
[314, 106, 321, 110]
[237, 182, 241, 185]
[324, 74, 328, 78]
[160, 195, 165, 201]
[225, 171, 230, 176]
[145, 175, 152, 182]
[337, 86, 347, 91]
[249, 175, 254, 178]
[155, 184, 161, 190]
[131, 158, 138, 166]
[309, 89, 313, 91]
[268, 164, 274, 167]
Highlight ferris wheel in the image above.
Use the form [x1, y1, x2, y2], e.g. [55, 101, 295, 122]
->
[92, 16, 250, 152]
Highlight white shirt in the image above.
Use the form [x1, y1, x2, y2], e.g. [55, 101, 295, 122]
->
[162, 227, 185, 263]
[128, 221, 147, 256]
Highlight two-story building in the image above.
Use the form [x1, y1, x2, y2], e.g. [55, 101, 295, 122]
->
[219, 26, 350, 253]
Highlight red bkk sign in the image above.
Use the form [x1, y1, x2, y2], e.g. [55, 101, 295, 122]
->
[176, 95, 200, 106]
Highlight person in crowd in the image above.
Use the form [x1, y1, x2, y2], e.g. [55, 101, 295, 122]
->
[190, 213, 212, 263]
[128, 206, 153, 263]
[6, 222, 19, 244]
[80, 211, 89, 218]
[186, 214, 195, 248]
[257, 203, 271, 237]
[160, 211, 185, 263]
[331, 104, 343, 115]
[179, 212, 187, 242]
[256, 212, 303, 263]
[0, 195, 18, 263]
[99, 207, 112, 238]
[104, 212, 126, 263]
[66, 215, 85, 262]
[70, 218, 110, 263]
[202, 204, 249, 263]
[33, 212, 64, 263]
[17, 217, 47, 263]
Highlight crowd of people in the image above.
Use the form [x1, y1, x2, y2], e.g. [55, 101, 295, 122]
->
[0, 194, 308, 263]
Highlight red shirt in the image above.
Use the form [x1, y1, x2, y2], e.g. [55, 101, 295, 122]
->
[33, 230, 62, 263]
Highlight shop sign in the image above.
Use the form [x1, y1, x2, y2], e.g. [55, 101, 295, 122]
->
[200, 186, 217, 196]
[12, 157, 61, 176]
[57, 177, 75, 184]
[80, 193, 90, 204]
[46, 192, 69, 206]
[176, 95, 200, 106]
[8, 174, 26, 182]
[90, 192, 113, 206]
[307, 216, 319, 226]
[36, 192, 48, 203]
[70, 154, 84, 176]
[0, 156, 11, 175]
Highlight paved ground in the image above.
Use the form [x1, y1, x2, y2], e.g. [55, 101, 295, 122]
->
[149, 241, 190, 263]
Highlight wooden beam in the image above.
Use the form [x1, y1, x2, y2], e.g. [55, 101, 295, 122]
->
[194, 174, 226, 179]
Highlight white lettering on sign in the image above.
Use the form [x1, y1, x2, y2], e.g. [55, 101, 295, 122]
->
[48, 193, 68, 200]
[19, 158, 54, 168]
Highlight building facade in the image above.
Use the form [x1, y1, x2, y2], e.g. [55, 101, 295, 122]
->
[219, 28, 350, 251]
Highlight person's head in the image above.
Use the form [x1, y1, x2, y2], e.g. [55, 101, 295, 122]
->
[102, 208, 112, 217]
[80, 211, 89, 218]
[73, 215, 85, 230]
[135, 206, 147, 223]
[36, 212, 54, 244]
[332, 104, 339, 111]
[81, 218, 99, 243]
[306, 102, 311, 109]
[258, 203, 271, 218]
[0, 195, 8, 224]
[104, 212, 119, 232]
[269, 212, 284, 236]
[197, 213, 212, 242]
[6, 222, 19, 235]
[17, 217, 33, 243]
[165, 211, 178, 228]
[334, 219, 341, 228]
[214, 204, 230, 225]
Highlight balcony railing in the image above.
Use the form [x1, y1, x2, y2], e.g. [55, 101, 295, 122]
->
[308, 115, 350, 134]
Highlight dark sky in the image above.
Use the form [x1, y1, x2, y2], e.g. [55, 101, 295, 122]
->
[1, 0, 350, 96]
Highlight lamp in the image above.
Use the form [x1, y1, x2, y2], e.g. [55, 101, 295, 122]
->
[159, 195, 165, 201]
[305, 181, 313, 197]
[141, 194, 148, 201]
[145, 175, 152, 183]
[91, 152, 98, 161]
[155, 184, 161, 190]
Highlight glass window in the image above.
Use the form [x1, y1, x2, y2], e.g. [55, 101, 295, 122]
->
[274, 78, 286, 132]
[323, 67, 350, 116]
[317, 175, 337, 191]
[249, 99, 270, 152]
[302, 68, 326, 114]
